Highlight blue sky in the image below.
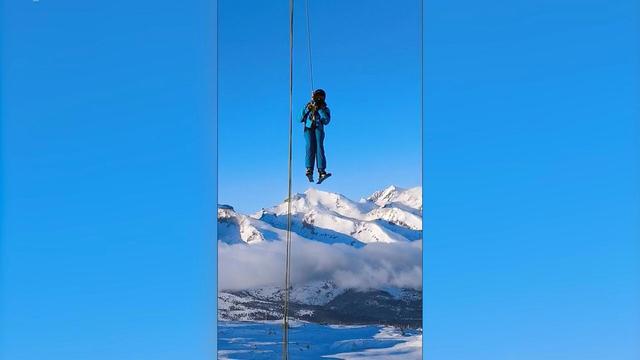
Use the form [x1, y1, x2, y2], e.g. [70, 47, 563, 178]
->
[1, 1, 215, 359]
[1, 0, 639, 360]
[218, 0, 422, 213]
[423, 0, 639, 358]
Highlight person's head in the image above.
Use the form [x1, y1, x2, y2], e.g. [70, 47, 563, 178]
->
[312, 89, 326, 103]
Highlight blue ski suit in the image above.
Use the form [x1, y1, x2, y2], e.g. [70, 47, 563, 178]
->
[300, 104, 331, 172]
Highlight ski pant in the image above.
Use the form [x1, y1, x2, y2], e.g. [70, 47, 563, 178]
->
[304, 126, 327, 171]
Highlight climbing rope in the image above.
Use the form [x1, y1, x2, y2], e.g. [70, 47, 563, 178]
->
[282, 0, 294, 358]
[283, 0, 317, 357]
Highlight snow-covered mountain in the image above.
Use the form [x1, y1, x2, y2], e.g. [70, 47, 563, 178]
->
[219, 185, 422, 246]
[364, 185, 422, 213]
[218, 282, 422, 326]
[218, 185, 422, 326]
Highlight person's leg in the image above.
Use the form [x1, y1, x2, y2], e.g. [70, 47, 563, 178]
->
[304, 128, 317, 173]
[315, 127, 327, 173]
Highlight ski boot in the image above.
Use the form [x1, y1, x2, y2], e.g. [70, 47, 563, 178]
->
[305, 168, 314, 183]
[317, 170, 332, 184]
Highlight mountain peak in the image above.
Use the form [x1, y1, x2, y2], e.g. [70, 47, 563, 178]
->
[218, 206, 266, 244]
[385, 185, 398, 191]
[365, 185, 422, 210]
[365, 185, 401, 203]
[303, 187, 332, 197]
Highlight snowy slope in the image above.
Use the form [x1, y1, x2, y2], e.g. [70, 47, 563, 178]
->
[218, 205, 298, 245]
[218, 284, 422, 326]
[248, 186, 422, 246]
[323, 327, 422, 359]
[218, 206, 266, 244]
[241, 281, 345, 306]
[364, 185, 422, 213]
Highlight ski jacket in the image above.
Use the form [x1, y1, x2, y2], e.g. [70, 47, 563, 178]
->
[300, 104, 331, 129]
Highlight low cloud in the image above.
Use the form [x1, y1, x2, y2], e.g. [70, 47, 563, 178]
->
[218, 239, 422, 291]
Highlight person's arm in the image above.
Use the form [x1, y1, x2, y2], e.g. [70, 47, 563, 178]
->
[319, 107, 331, 125]
[300, 104, 310, 123]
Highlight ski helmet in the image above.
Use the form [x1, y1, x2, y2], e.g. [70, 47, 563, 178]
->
[312, 89, 326, 98]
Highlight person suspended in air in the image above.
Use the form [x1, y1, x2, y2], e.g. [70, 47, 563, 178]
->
[300, 89, 331, 184]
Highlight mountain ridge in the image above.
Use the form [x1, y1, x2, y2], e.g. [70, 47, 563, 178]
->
[217, 185, 423, 325]
[219, 185, 422, 246]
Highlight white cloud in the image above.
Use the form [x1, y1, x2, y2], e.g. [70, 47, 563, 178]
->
[218, 239, 422, 291]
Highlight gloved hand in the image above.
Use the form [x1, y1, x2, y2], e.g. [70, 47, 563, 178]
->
[306, 102, 317, 113]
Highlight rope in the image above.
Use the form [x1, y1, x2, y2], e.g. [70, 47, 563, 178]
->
[283, 0, 316, 356]
[282, 0, 294, 358]
[304, 0, 314, 92]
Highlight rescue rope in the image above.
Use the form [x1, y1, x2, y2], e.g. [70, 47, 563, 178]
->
[282, 0, 294, 358]
[282, 0, 317, 357]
